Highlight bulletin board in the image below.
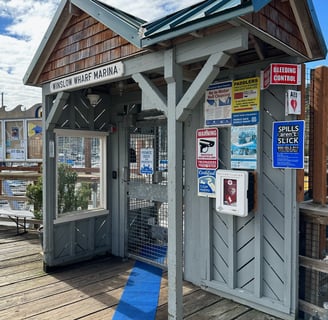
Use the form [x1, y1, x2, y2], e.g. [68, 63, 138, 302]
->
[1, 119, 43, 161]
[5, 120, 25, 160]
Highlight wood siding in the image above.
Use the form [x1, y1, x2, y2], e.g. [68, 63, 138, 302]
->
[199, 84, 297, 319]
[52, 213, 111, 266]
[310, 66, 328, 204]
[38, 12, 144, 84]
[242, 0, 306, 57]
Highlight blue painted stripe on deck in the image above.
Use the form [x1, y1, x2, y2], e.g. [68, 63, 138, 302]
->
[139, 244, 167, 264]
[113, 260, 163, 320]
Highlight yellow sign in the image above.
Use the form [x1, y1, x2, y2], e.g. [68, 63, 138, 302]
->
[232, 77, 260, 113]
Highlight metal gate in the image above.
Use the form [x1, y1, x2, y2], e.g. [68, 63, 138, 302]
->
[127, 123, 168, 268]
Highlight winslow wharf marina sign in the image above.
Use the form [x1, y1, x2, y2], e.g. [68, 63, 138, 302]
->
[50, 62, 124, 93]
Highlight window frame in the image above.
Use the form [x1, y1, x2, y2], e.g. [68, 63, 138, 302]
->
[53, 129, 108, 220]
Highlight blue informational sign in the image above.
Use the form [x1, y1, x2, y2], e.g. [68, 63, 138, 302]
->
[198, 169, 216, 198]
[158, 159, 168, 171]
[140, 148, 154, 175]
[272, 120, 305, 169]
[231, 125, 257, 169]
[232, 111, 259, 126]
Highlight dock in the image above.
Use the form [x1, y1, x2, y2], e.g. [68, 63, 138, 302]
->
[0, 225, 281, 319]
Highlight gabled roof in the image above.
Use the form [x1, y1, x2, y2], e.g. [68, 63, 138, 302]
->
[24, 0, 327, 86]
[24, 0, 145, 86]
[290, 0, 327, 60]
[76, 0, 145, 43]
[140, 0, 326, 58]
[140, 0, 271, 46]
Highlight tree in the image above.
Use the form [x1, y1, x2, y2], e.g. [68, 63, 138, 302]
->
[26, 163, 91, 218]
[26, 176, 43, 220]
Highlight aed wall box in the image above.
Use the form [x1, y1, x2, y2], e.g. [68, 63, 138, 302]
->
[215, 170, 249, 217]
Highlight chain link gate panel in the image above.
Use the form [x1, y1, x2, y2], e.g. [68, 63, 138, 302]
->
[127, 124, 168, 268]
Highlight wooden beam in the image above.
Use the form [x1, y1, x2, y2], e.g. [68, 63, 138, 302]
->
[237, 17, 308, 60]
[176, 52, 230, 122]
[176, 27, 248, 65]
[289, 0, 314, 59]
[312, 67, 328, 204]
[164, 48, 184, 320]
[69, 2, 81, 16]
[250, 34, 265, 60]
[24, 1, 74, 86]
[299, 299, 328, 319]
[45, 91, 70, 130]
[125, 27, 248, 79]
[132, 73, 167, 114]
[189, 31, 204, 38]
[124, 51, 164, 76]
[296, 64, 305, 202]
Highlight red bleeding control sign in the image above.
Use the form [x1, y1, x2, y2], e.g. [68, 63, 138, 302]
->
[261, 63, 301, 89]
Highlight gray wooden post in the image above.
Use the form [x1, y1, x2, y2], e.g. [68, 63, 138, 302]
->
[165, 48, 184, 320]
[43, 93, 57, 269]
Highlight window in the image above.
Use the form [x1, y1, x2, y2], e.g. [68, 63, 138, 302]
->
[54, 129, 107, 216]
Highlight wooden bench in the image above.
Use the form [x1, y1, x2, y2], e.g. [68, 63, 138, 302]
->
[0, 210, 42, 235]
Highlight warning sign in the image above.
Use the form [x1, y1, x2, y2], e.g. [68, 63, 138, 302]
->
[196, 128, 218, 169]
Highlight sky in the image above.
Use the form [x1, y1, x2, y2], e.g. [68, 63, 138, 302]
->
[0, 0, 327, 110]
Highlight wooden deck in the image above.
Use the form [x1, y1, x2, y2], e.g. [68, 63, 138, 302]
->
[0, 225, 282, 319]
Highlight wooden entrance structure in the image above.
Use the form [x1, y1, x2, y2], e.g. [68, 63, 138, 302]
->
[24, 1, 326, 319]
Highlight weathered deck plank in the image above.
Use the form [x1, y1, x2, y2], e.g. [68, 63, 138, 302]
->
[0, 268, 127, 313]
[0, 226, 283, 320]
[185, 299, 250, 319]
[156, 289, 223, 319]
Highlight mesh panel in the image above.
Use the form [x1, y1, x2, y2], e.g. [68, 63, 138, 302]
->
[128, 199, 168, 266]
[127, 125, 168, 268]
[129, 126, 168, 185]
[299, 213, 328, 319]
[300, 267, 328, 308]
